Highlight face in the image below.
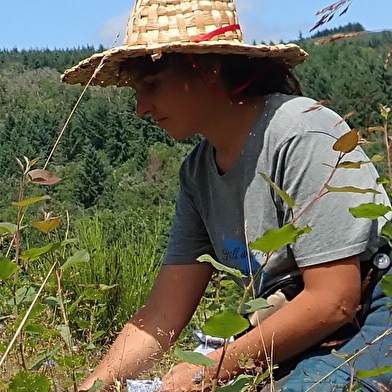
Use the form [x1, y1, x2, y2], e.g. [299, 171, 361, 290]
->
[133, 67, 210, 140]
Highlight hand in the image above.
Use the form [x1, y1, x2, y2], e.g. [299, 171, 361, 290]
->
[160, 362, 212, 392]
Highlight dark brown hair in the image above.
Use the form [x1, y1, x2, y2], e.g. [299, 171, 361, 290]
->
[217, 54, 303, 96]
[119, 52, 302, 96]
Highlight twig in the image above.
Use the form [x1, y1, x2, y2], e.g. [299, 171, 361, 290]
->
[310, 0, 353, 33]
[44, 55, 108, 170]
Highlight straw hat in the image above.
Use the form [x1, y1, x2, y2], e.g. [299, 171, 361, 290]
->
[61, 0, 308, 87]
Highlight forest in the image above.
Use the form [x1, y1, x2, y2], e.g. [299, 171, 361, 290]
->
[1, 25, 391, 216]
[0, 23, 391, 390]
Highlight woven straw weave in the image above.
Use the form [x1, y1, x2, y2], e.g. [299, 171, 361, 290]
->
[62, 0, 308, 87]
[125, 0, 241, 46]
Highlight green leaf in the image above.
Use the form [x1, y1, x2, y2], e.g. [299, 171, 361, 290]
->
[66, 289, 95, 315]
[82, 287, 104, 301]
[86, 380, 105, 392]
[28, 304, 44, 320]
[0, 257, 19, 280]
[0, 222, 18, 234]
[203, 310, 249, 338]
[11, 195, 51, 207]
[24, 323, 46, 335]
[239, 298, 270, 315]
[61, 238, 78, 246]
[325, 185, 381, 194]
[29, 346, 60, 371]
[197, 254, 245, 278]
[371, 154, 384, 163]
[75, 318, 90, 329]
[57, 354, 86, 368]
[379, 104, 390, 120]
[216, 374, 254, 391]
[381, 221, 392, 246]
[56, 324, 74, 348]
[381, 275, 392, 298]
[207, 303, 220, 312]
[20, 242, 62, 261]
[174, 347, 217, 366]
[343, 383, 364, 392]
[356, 365, 392, 380]
[249, 224, 311, 253]
[338, 157, 384, 169]
[9, 371, 51, 392]
[331, 349, 352, 361]
[93, 330, 106, 340]
[11, 286, 37, 306]
[219, 280, 235, 288]
[32, 218, 60, 234]
[253, 368, 274, 384]
[61, 249, 90, 270]
[337, 161, 362, 169]
[259, 173, 296, 208]
[377, 176, 390, 185]
[98, 283, 118, 291]
[43, 296, 60, 306]
[349, 203, 392, 219]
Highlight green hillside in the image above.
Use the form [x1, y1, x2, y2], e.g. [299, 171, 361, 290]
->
[0, 28, 391, 216]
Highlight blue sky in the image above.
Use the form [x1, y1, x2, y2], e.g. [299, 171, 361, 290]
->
[1, 0, 390, 50]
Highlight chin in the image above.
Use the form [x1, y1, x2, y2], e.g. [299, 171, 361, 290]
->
[166, 128, 196, 141]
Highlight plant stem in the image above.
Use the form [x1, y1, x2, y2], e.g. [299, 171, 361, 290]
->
[14, 169, 27, 269]
[0, 262, 57, 368]
[382, 120, 392, 189]
[13, 170, 27, 372]
[303, 328, 392, 392]
[211, 339, 230, 392]
[18, 341, 27, 371]
[292, 152, 345, 226]
[54, 257, 78, 391]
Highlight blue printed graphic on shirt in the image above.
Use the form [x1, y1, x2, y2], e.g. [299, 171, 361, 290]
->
[222, 238, 260, 276]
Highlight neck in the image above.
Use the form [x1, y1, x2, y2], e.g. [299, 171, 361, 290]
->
[203, 95, 265, 174]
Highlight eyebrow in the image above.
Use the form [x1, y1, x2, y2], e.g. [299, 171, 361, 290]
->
[119, 66, 162, 88]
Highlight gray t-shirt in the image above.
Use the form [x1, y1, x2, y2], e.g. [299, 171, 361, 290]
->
[163, 93, 389, 295]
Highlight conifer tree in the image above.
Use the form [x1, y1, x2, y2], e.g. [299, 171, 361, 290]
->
[76, 145, 108, 208]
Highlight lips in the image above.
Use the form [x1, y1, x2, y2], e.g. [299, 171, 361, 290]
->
[155, 117, 167, 127]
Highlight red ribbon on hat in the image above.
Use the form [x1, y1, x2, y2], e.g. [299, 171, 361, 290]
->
[191, 23, 273, 96]
[193, 24, 240, 43]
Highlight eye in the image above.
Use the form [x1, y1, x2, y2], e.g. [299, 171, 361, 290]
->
[140, 75, 161, 92]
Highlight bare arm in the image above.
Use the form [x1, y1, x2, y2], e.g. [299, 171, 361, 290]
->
[162, 255, 362, 390]
[217, 255, 361, 371]
[78, 262, 214, 391]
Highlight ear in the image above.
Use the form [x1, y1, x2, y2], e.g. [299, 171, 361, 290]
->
[196, 57, 222, 85]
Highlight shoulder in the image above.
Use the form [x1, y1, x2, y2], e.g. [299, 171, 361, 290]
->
[264, 93, 349, 146]
[268, 93, 343, 128]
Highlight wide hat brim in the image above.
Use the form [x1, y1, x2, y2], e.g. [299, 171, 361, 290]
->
[62, 0, 308, 87]
[61, 41, 308, 87]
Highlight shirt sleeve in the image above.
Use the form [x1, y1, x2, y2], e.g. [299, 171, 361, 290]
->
[162, 185, 215, 265]
[276, 129, 387, 267]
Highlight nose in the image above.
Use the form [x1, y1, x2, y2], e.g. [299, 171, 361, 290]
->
[136, 90, 152, 117]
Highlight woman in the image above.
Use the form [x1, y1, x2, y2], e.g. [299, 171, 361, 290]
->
[62, 1, 391, 391]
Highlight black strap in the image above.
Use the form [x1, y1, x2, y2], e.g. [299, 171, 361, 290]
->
[356, 244, 391, 324]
